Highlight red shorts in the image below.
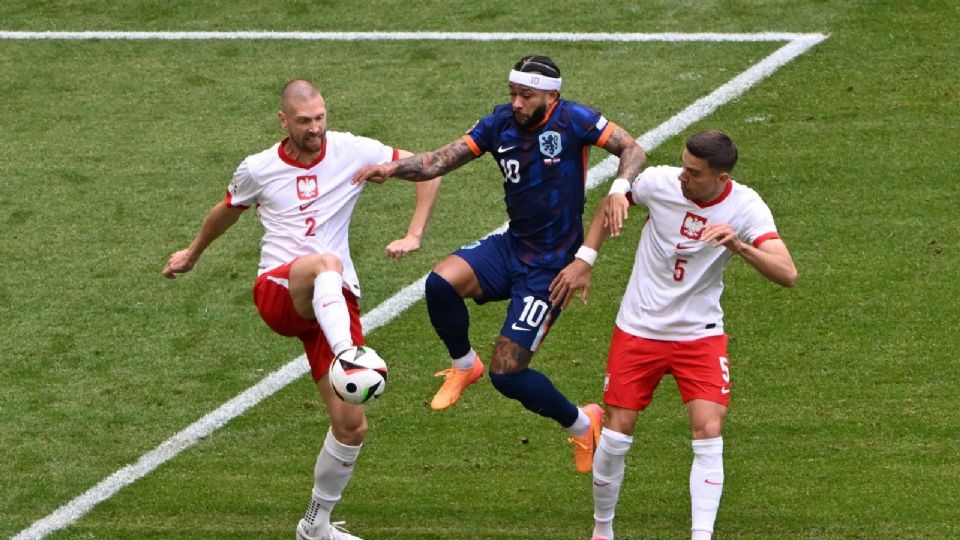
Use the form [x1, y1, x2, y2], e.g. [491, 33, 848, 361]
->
[253, 261, 364, 382]
[603, 326, 730, 411]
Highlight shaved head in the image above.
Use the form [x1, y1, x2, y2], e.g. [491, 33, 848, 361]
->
[281, 79, 321, 113]
[278, 79, 327, 162]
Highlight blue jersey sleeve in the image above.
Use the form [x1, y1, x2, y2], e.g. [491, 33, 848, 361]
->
[465, 104, 512, 155]
[566, 102, 610, 147]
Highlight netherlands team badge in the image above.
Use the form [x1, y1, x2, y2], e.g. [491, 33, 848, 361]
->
[539, 130, 562, 165]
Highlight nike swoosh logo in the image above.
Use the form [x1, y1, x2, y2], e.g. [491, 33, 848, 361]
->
[299, 199, 318, 211]
[593, 480, 611, 487]
[721, 386, 730, 394]
[498, 145, 517, 153]
[704, 479, 723, 485]
[676, 243, 696, 250]
[510, 323, 531, 332]
[322, 301, 342, 308]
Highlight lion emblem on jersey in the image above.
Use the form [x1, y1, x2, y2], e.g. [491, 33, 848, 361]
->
[296, 175, 318, 200]
[681, 212, 707, 240]
[538, 131, 562, 158]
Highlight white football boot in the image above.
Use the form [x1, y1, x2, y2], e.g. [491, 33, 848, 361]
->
[296, 519, 363, 540]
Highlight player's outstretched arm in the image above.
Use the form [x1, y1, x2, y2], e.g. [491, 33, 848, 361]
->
[385, 150, 442, 259]
[162, 201, 244, 279]
[600, 126, 646, 236]
[352, 139, 477, 185]
[549, 197, 619, 308]
[700, 224, 798, 287]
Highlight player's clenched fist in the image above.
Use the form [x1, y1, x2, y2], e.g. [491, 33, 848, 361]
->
[351, 163, 392, 185]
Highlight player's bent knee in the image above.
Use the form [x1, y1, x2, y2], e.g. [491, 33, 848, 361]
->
[331, 416, 367, 445]
[425, 271, 453, 296]
[299, 253, 344, 274]
[429, 257, 481, 298]
[692, 421, 723, 440]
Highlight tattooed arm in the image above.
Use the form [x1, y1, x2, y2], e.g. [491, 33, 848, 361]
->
[352, 138, 479, 185]
[602, 125, 646, 185]
[601, 126, 647, 235]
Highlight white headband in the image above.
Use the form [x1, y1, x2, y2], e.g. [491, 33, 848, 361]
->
[508, 69, 562, 91]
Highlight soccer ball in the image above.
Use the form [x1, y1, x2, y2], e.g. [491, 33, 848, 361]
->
[329, 346, 388, 405]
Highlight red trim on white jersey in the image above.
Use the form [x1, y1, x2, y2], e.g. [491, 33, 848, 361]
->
[752, 231, 781, 247]
[277, 137, 327, 169]
[691, 179, 733, 208]
[618, 165, 779, 340]
[228, 131, 395, 296]
[224, 190, 250, 209]
[391, 148, 399, 161]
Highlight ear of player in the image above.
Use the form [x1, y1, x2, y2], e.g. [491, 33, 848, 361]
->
[329, 346, 389, 405]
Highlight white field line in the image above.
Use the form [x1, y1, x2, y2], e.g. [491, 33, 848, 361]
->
[12, 31, 826, 540]
[0, 30, 824, 42]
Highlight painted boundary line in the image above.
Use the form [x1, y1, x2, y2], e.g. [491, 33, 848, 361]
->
[12, 31, 827, 540]
[1, 30, 821, 42]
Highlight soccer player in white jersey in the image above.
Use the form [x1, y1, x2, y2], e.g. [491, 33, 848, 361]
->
[549, 131, 797, 540]
[162, 79, 440, 540]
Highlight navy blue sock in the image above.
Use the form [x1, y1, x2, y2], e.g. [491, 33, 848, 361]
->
[425, 272, 471, 359]
[489, 369, 579, 427]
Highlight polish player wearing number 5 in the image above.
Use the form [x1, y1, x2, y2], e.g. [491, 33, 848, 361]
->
[549, 131, 797, 540]
[351, 55, 646, 474]
[162, 80, 440, 540]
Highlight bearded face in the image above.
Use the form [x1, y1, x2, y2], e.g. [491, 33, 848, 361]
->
[509, 82, 556, 129]
[520, 103, 549, 128]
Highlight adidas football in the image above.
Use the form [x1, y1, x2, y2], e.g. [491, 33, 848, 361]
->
[329, 346, 388, 405]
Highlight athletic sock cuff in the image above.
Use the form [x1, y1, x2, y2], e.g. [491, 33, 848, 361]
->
[324, 427, 362, 462]
[599, 428, 634, 456]
[314, 270, 344, 290]
[691, 436, 723, 455]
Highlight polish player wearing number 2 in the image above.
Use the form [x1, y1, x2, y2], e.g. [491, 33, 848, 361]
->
[351, 55, 646, 474]
[162, 79, 440, 540]
[550, 131, 797, 540]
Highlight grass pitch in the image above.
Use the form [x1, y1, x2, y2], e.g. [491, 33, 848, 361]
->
[1, 1, 958, 539]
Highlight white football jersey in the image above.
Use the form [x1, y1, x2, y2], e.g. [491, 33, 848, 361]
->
[226, 131, 397, 297]
[616, 165, 780, 340]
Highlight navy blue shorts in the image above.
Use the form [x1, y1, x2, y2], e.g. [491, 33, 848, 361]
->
[453, 233, 564, 352]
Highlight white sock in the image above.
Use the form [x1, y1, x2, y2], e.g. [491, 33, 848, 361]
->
[301, 428, 363, 537]
[690, 437, 724, 538]
[451, 349, 477, 371]
[566, 406, 592, 437]
[312, 271, 353, 356]
[593, 428, 633, 540]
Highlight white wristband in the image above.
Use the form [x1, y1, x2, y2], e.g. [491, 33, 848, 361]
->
[608, 177, 631, 196]
[575, 245, 598, 266]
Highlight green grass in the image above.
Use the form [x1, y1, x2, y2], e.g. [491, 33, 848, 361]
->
[2, 1, 959, 539]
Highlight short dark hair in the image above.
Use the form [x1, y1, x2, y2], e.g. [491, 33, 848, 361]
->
[685, 130, 738, 173]
[513, 55, 561, 78]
